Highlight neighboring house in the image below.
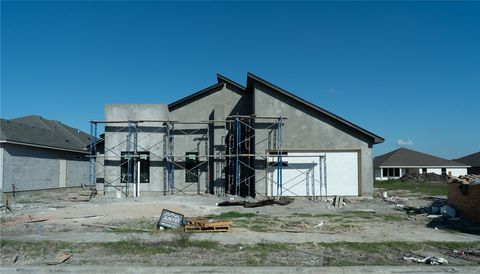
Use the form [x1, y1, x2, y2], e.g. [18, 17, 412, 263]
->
[0, 115, 91, 193]
[452, 152, 480, 175]
[95, 73, 384, 198]
[374, 148, 469, 180]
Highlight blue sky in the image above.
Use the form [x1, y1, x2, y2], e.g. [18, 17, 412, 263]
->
[1, 1, 479, 159]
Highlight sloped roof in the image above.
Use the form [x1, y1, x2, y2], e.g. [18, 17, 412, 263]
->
[1, 115, 91, 153]
[453, 152, 480, 167]
[168, 73, 384, 144]
[246, 73, 384, 144]
[374, 148, 469, 168]
[168, 82, 225, 111]
[168, 74, 246, 111]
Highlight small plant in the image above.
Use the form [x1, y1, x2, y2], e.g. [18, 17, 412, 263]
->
[173, 228, 192, 247]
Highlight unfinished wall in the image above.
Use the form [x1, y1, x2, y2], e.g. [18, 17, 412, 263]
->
[103, 104, 168, 197]
[1, 143, 88, 192]
[253, 81, 375, 196]
[169, 83, 250, 194]
[448, 182, 480, 224]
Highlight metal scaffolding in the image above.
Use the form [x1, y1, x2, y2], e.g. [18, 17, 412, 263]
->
[87, 116, 327, 199]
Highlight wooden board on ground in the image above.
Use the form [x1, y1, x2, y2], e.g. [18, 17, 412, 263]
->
[184, 217, 232, 232]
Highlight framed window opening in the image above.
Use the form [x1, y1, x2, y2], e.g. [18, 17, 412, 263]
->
[120, 151, 150, 184]
[185, 152, 199, 183]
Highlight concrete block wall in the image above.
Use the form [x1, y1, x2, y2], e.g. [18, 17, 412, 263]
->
[448, 183, 480, 224]
[1, 143, 88, 192]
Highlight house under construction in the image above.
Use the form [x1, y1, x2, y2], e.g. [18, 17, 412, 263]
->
[89, 73, 384, 198]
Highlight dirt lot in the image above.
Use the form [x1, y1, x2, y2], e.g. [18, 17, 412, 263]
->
[1, 186, 479, 267]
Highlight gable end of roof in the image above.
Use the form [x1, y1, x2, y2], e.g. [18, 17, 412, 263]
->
[168, 82, 224, 111]
[246, 72, 384, 144]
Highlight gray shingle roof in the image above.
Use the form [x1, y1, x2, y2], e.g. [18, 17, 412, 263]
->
[374, 148, 468, 168]
[453, 152, 480, 167]
[1, 115, 91, 153]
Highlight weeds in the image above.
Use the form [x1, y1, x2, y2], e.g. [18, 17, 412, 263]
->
[213, 211, 257, 219]
[374, 180, 448, 196]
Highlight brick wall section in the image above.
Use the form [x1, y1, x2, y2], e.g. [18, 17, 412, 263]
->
[448, 183, 480, 224]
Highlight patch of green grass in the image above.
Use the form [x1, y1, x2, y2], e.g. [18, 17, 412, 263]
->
[292, 213, 338, 218]
[101, 240, 172, 254]
[428, 241, 480, 250]
[213, 211, 257, 219]
[244, 241, 294, 252]
[380, 214, 406, 222]
[201, 261, 218, 266]
[0, 240, 81, 257]
[188, 240, 219, 249]
[375, 179, 448, 196]
[249, 224, 269, 232]
[292, 213, 315, 217]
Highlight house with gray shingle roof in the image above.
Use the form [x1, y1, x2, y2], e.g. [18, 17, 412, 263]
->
[453, 152, 480, 175]
[374, 148, 469, 180]
[0, 115, 91, 193]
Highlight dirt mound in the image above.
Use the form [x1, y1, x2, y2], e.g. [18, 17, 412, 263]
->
[400, 173, 448, 184]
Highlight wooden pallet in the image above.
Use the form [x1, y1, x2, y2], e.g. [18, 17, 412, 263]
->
[184, 217, 232, 233]
[184, 224, 230, 232]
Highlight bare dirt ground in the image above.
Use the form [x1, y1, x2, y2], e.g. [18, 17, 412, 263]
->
[1, 188, 479, 269]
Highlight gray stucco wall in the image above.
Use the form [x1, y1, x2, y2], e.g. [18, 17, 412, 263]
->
[103, 104, 168, 196]
[101, 81, 377, 197]
[253, 82, 375, 196]
[169, 83, 250, 195]
[1, 143, 89, 192]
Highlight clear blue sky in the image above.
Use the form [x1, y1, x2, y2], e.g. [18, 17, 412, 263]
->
[1, 1, 479, 159]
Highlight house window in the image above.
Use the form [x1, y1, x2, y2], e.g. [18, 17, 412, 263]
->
[382, 168, 400, 177]
[120, 152, 150, 184]
[422, 168, 427, 173]
[394, 168, 400, 177]
[441, 168, 447, 176]
[185, 152, 199, 183]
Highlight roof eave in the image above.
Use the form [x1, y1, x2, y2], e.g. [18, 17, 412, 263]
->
[216, 74, 245, 90]
[168, 82, 225, 111]
[0, 140, 89, 154]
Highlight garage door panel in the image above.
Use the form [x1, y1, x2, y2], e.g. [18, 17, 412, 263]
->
[267, 151, 359, 197]
[325, 152, 359, 196]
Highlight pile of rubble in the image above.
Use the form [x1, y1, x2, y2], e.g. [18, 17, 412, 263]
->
[400, 172, 448, 183]
[448, 174, 480, 185]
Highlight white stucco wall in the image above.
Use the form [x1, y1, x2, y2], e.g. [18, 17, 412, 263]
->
[447, 168, 468, 177]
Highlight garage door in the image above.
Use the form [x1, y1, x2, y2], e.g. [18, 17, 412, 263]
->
[267, 151, 359, 197]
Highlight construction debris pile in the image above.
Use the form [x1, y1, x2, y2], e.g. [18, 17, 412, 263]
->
[217, 197, 293, 208]
[403, 256, 448, 265]
[448, 174, 480, 185]
[401, 173, 480, 185]
[448, 176, 480, 224]
[400, 172, 448, 183]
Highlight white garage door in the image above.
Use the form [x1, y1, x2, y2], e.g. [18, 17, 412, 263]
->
[267, 151, 359, 197]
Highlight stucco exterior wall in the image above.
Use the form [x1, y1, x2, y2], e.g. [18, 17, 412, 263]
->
[169, 83, 250, 194]
[253, 82, 375, 196]
[103, 104, 168, 196]
[1, 143, 88, 192]
[101, 81, 380, 197]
